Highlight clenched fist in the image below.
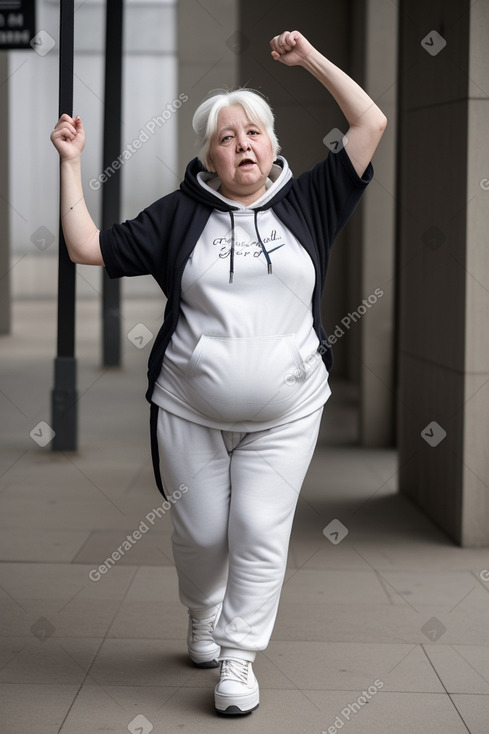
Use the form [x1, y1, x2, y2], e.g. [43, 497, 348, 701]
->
[270, 31, 315, 67]
[50, 114, 85, 161]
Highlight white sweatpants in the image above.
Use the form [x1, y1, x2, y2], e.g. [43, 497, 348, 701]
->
[156, 406, 323, 661]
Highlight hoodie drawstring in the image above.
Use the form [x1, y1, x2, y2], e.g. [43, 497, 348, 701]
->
[254, 210, 272, 275]
[227, 210, 272, 284]
[229, 211, 235, 283]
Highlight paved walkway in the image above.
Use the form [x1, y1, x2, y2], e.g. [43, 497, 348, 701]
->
[1, 299, 488, 733]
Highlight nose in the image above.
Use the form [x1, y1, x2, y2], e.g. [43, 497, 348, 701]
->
[236, 131, 250, 151]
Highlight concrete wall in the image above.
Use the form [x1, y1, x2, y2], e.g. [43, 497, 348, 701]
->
[463, 2, 489, 546]
[349, 0, 397, 446]
[397, 0, 489, 545]
[177, 0, 239, 176]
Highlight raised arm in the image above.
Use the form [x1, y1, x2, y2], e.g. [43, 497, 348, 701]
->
[50, 114, 104, 265]
[270, 31, 387, 177]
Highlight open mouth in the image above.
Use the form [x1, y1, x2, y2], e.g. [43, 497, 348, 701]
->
[238, 158, 255, 167]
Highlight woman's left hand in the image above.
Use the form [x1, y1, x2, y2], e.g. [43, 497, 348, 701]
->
[270, 31, 315, 66]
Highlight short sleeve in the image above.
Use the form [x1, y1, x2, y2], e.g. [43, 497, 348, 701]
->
[99, 198, 167, 280]
[294, 146, 373, 247]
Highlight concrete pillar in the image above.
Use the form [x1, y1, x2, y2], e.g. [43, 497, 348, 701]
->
[177, 0, 239, 177]
[347, 0, 397, 446]
[358, 0, 397, 447]
[0, 52, 10, 334]
[397, 0, 489, 545]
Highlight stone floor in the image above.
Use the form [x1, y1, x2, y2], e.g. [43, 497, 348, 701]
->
[1, 298, 488, 734]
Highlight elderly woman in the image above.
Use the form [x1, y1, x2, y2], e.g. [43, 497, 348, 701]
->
[51, 30, 386, 716]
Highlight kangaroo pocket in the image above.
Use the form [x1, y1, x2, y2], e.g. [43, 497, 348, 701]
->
[184, 334, 307, 422]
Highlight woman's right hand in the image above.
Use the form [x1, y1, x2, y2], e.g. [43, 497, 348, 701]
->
[50, 114, 85, 161]
[50, 113, 103, 266]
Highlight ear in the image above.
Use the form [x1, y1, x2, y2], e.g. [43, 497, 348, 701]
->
[206, 156, 216, 173]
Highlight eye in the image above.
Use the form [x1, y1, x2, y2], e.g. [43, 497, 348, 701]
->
[221, 134, 233, 143]
[248, 129, 259, 136]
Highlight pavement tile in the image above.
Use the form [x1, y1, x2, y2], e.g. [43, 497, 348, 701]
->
[338, 540, 489, 572]
[0, 599, 128, 639]
[288, 532, 372, 570]
[371, 569, 484, 608]
[306, 690, 470, 734]
[280, 568, 391, 605]
[0, 528, 90, 563]
[424, 644, 489, 694]
[107, 600, 188, 640]
[265, 641, 444, 693]
[450, 694, 489, 734]
[0, 562, 135, 601]
[273, 601, 418, 643]
[0, 636, 102, 684]
[71, 530, 174, 567]
[273, 599, 489, 646]
[123, 566, 179, 602]
[0, 683, 78, 734]
[86, 637, 215, 688]
[0, 491, 170, 531]
[57, 684, 183, 734]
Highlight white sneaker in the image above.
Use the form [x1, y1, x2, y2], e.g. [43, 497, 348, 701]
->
[187, 605, 221, 668]
[214, 658, 259, 715]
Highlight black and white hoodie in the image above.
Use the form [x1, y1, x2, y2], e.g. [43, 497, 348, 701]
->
[100, 147, 373, 493]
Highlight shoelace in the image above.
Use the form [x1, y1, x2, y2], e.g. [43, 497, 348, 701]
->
[190, 614, 215, 642]
[220, 658, 249, 685]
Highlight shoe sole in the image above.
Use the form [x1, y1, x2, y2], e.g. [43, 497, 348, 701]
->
[215, 703, 259, 716]
[215, 688, 259, 715]
[191, 658, 220, 669]
[188, 644, 221, 668]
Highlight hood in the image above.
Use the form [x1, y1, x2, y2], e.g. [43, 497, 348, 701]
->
[179, 156, 294, 284]
[179, 155, 294, 212]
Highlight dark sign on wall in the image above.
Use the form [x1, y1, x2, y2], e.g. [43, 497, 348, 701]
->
[0, 0, 36, 50]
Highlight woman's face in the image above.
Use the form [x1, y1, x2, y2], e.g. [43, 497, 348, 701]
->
[208, 104, 275, 204]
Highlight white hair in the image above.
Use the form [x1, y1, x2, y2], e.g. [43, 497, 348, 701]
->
[192, 88, 281, 171]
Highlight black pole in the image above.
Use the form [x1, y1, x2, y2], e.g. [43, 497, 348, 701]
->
[101, 0, 123, 366]
[51, 0, 77, 451]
